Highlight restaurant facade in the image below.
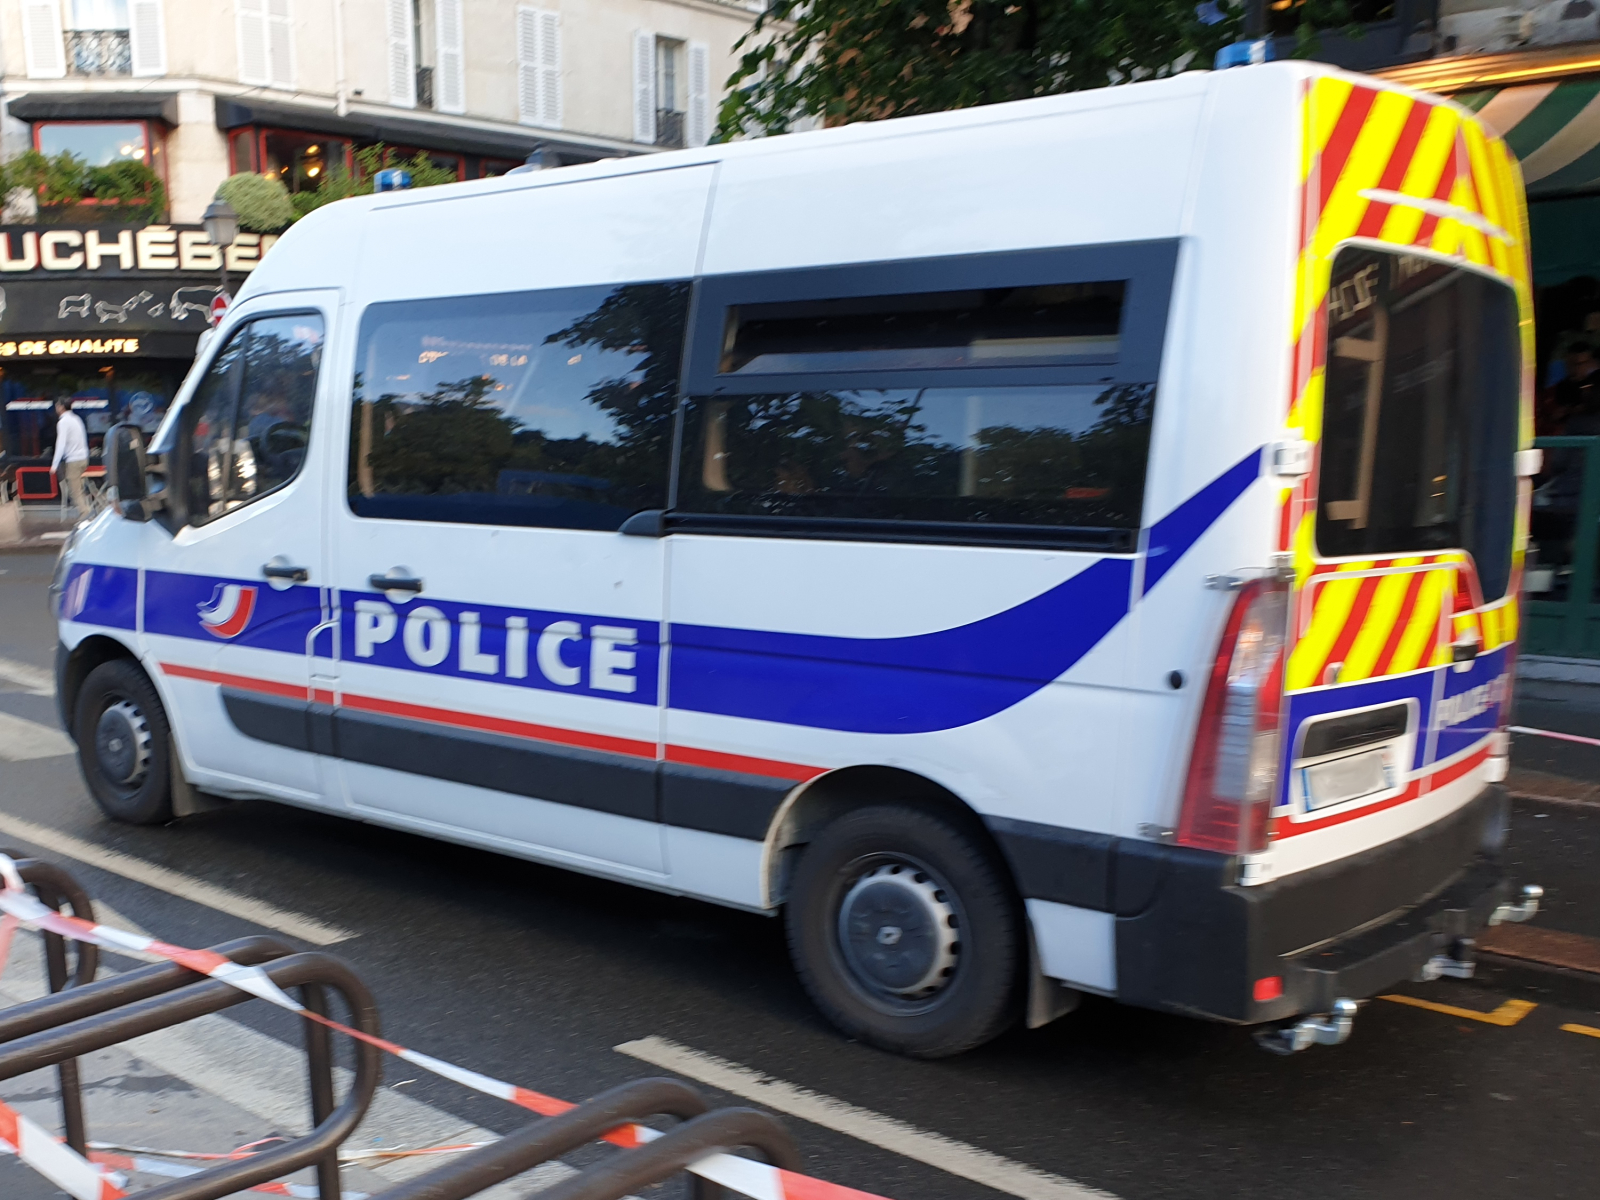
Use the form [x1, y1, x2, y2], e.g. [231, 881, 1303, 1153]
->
[0, 222, 271, 491]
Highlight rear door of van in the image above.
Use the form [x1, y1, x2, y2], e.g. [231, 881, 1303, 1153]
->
[1271, 78, 1530, 879]
[326, 166, 713, 880]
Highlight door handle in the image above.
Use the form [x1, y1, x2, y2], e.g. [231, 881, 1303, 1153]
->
[262, 561, 309, 583]
[369, 572, 423, 593]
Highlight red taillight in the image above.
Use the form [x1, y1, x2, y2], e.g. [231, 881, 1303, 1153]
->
[1253, 975, 1285, 1003]
[1177, 579, 1289, 856]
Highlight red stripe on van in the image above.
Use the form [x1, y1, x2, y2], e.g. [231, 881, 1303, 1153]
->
[1316, 85, 1380, 216]
[1370, 570, 1428, 677]
[338, 692, 659, 761]
[1276, 744, 1490, 838]
[1353, 99, 1431, 239]
[160, 662, 308, 701]
[665, 744, 826, 783]
[1313, 574, 1382, 684]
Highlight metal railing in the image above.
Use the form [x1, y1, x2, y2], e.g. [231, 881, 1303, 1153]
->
[0, 856, 805, 1200]
[656, 108, 686, 148]
[66, 29, 131, 76]
[1525, 435, 1600, 658]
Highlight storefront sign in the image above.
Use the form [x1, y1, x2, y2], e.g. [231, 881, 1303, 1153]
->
[0, 225, 276, 278]
[0, 337, 143, 357]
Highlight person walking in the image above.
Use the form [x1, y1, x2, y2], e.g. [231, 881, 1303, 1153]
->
[50, 398, 90, 517]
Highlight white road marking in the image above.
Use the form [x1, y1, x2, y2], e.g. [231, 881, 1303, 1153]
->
[616, 1036, 1118, 1200]
[0, 656, 54, 696]
[0, 812, 354, 945]
[0, 712, 74, 761]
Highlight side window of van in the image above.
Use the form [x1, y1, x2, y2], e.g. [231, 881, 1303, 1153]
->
[347, 282, 690, 530]
[673, 259, 1173, 550]
[182, 314, 324, 526]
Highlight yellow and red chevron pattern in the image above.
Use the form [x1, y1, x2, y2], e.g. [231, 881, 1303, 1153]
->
[1281, 75, 1535, 693]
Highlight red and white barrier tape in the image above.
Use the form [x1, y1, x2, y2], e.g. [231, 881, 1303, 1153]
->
[1509, 724, 1600, 749]
[0, 856, 889, 1200]
[0, 1097, 122, 1200]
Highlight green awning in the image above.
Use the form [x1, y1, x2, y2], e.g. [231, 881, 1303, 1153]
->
[1457, 79, 1600, 198]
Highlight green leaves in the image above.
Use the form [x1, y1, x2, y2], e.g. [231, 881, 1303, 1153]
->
[218, 171, 295, 233]
[715, 0, 1358, 140]
[0, 150, 167, 224]
[289, 144, 460, 221]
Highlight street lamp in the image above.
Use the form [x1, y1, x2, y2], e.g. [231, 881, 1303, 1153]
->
[201, 196, 240, 299]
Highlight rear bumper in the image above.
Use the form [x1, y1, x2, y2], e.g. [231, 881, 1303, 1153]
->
[1114, 785, 1511, 1023]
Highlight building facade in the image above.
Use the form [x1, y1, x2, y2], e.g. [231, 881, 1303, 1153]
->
[0, 0, 761, 491]
[0, 0, 763, 224]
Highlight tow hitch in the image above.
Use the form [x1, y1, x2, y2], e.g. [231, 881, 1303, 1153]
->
[1253, 997, 1359, 1055]
[1490, 884, 1543, 926]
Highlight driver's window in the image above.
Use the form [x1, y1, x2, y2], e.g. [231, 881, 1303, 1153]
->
[184, 313, 324, 526]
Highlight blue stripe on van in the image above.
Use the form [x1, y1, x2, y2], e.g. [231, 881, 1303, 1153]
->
[1142, 447, 1263, 595]
[668, 557, 1135, 734]
[668, 448, 1265, 734]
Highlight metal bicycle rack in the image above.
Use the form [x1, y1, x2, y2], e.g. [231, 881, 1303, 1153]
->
[0, 857, 800, 1200]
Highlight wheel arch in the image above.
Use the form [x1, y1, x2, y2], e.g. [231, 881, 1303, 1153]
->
[760, 765, 1019, 910]
[58, 633, 140, 739]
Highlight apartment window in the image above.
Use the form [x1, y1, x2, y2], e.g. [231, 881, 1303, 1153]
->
[631, 32, 710, 148]
[238, 0, 293, 90]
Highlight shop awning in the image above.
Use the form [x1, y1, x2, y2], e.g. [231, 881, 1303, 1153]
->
[1456, 79, 1600, 198]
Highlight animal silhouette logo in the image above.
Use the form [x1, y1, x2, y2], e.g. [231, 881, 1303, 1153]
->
[96, 291, 153, 324]
[197, 583, 258, 640]
[58, 294, 91, 319]
[171, 286, 224, 322]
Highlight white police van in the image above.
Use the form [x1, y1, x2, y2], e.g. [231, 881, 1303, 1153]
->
[54, 61, 1541, 1057]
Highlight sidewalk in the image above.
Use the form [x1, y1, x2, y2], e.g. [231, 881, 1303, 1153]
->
[0, 502, 79, 553]
[0, 921, 578, 1200]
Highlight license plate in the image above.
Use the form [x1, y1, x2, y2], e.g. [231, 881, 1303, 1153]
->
[1302, 748, 1391, 811]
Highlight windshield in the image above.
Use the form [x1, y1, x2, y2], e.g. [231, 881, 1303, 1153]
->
[1316, 247, 1520, 600]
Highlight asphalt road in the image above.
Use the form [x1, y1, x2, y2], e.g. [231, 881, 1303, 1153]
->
[3, 545, 1600, 1200]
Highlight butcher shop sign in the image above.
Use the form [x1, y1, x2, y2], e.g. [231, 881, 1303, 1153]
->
[0, 224, 274, 350]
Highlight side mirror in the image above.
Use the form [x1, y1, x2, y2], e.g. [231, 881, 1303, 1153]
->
[105, 422, 149, 519]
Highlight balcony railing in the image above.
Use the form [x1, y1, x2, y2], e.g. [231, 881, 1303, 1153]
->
[66, 29, 131, 77]
[417, 65, 435, 110]
[655, 108, 685, 149]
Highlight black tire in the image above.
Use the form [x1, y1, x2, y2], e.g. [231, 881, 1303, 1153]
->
[73, 659, 174, 825]
[785, 805, 1022, 1058]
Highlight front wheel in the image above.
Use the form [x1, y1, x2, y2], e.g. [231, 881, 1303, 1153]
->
[74, 659, 174, 825]
[785, 805, 1022, 1058]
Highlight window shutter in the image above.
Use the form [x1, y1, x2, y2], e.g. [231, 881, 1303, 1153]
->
[387, 0, 416, 108]
[436, 0, 466, 114]
[538, 11, 562, 129]
[632, 31, 656, 145]
[128, 0, 167, 76]
[236, 0, 268, 85]
[686, 41, 710, 147]
[516, 7, 538, 126]
[22, 0, 65, 80]
[267, 0, 294, 89]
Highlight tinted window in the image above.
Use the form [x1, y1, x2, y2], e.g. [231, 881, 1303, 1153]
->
[676, 384, 1154, 532]
[1317, 248, 1519, 598]
[722, 283, 1124, 375]
[181, 314, 322, 526]
[348, 283, 689, 529]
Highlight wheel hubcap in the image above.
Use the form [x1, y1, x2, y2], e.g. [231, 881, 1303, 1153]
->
[95, 700, 151, 787]
[837, 861, 960, 1000]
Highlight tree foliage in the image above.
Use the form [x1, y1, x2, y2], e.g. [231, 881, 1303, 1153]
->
[0, 150, 167, 223]
[291, 144, 460, 221]
[218, 171, 295, 233]
[716, 0, 1372, 140]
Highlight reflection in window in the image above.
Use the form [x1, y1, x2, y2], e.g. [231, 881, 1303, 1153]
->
[1317, 247, 1519, 599]
[348, 283, 690, 529]
[262, 132, 350, 194]
[36, 122, 148, 167]
[678, 384, 1154, 531]
[721, 282, 1125, 375]
[182, 315, 323, 525]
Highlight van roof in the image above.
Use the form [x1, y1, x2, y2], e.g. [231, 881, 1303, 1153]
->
[237, 61, 1465, 302]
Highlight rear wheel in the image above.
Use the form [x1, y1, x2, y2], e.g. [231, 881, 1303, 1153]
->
[74, 659, 174, 825]
[785, 805, 1021, 1058]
